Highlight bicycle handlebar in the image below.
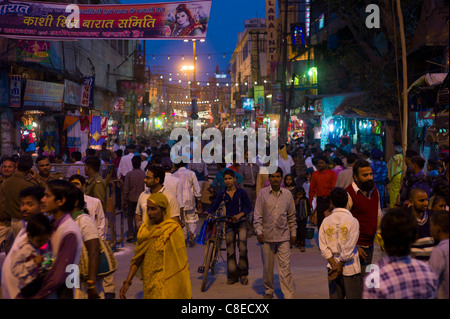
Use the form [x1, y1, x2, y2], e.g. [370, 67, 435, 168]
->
[205, 214, 229, 223]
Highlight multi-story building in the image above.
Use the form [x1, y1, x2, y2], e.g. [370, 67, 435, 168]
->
[0, 0, 138, 158]
[229, 18, 269, 128]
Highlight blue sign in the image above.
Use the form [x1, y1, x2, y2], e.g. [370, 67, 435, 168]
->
[242, 98, 254, 111]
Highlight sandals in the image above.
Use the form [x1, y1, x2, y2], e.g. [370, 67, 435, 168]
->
[227, 279, 238, 285]
[240, 276, 249, 286]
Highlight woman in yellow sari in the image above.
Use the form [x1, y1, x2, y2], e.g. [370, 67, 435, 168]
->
[120, 193, 191, 299]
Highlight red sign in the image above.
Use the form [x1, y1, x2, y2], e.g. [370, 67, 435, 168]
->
[421, 110, 435, 119]
[314, 100, 322, 116]
[256, 109, 264, 124]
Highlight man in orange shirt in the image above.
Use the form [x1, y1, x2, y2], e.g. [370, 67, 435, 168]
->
[309, 156, 337, 230]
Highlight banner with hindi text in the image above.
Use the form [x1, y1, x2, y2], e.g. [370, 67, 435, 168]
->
[0, 0, 211, 40]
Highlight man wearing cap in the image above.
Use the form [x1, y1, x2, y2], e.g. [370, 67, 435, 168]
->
[84, 156, 107, 212]
[32, 155, 64, 188]
[118, 144, 137, 180]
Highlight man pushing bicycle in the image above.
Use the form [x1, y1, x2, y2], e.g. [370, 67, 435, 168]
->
[206, 170, 252, 285]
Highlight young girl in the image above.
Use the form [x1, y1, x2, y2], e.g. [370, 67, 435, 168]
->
[283, 174, 296, 191]
[293, 185, 311, 252]
[10, 214, 53, 296]
[430, 195, 448, 213]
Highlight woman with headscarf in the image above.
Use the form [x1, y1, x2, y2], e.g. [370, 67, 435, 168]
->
[387, 145, 403, 208]
[278, 144, 295, 178]
[370, 148, 388, 208]
[120, 193, 191, 299]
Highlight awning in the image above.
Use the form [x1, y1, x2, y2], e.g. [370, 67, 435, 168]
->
[408, 73, 448, 94]
[305, 91, 396, 121]
[305, 91, 367, 116]
[332, 105, 396, 121]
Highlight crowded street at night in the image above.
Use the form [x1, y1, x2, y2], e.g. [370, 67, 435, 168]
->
[0, 0, 448, 308]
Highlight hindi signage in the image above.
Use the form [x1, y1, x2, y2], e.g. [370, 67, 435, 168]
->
[0, 0, 211, 40]
[23, 79, 64, 110]
[9, 74, 21, 108]
[265, 0, 277, 71]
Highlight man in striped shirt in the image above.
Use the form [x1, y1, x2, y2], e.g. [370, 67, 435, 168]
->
[409, 188, 437, 261]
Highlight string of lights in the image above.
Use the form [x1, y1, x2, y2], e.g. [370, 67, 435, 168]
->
[152, 77, 272, 87]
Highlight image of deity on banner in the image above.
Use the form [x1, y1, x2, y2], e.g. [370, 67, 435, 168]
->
[162, 3, 208, 37]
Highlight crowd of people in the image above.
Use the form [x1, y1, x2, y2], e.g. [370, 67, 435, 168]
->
[0, 133, 448, 299]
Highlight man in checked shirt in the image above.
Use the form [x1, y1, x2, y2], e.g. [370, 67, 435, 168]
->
[363, 207, 437, 299]
[254, 166, 297, 299]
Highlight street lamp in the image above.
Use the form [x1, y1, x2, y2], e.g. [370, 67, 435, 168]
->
[183, 39, 205, 120]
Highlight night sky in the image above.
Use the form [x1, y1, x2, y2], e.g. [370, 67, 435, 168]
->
[122, 0, 268, 81]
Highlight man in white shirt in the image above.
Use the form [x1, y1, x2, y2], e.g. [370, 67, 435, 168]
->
[119, 140, 127, 152]
[135, 165, 181, 230]
[66, 151, 85, 178]
[173, 162, 202, 246]
[319, 187, 362, 299]
[278, 145, 295, 177]
[253, 167, 297, 299]
[68, 175, 107, 241]
[117, 144, 137, 180]
[161, 157, 184, 209]
[304, 150, 317, 172]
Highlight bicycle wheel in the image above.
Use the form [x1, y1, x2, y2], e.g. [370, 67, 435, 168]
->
[210, 241, 219, 274]
[201, 241, 215, 292]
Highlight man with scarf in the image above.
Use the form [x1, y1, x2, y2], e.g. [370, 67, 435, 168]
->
[345, 159, 382, 277]
[120, 193, 191, 299]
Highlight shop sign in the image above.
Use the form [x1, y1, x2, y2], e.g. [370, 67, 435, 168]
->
[9, 74, 21, 108]
[113, 97, 125, 112]
[23, 79, 64, 110]
[0, 0, 211, 40]
[314, 99, 323, 116]
[16, 40, 50, 63]
[256, 109, 264, 125]
[243, 98, 254, 111]
[81, 76, 95, 107]
[64, 79, 81, 106]
[421, 110, 435, 119]
[236, 108, 245, 115]
[265, 0, 277, 67]
[254, 85, 265, 110]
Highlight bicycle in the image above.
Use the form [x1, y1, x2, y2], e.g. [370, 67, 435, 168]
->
[198, 207, 228, 292]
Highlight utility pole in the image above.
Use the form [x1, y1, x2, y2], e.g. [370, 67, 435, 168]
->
[250, 29, 267, 128]
[396, 0, 409, 195]
[279, 0, 289, 145]
[191, 39, 198, 119]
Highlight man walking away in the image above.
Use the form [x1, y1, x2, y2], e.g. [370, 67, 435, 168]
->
[319, 187, 362, 299]
[124, 156, 146, 242]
